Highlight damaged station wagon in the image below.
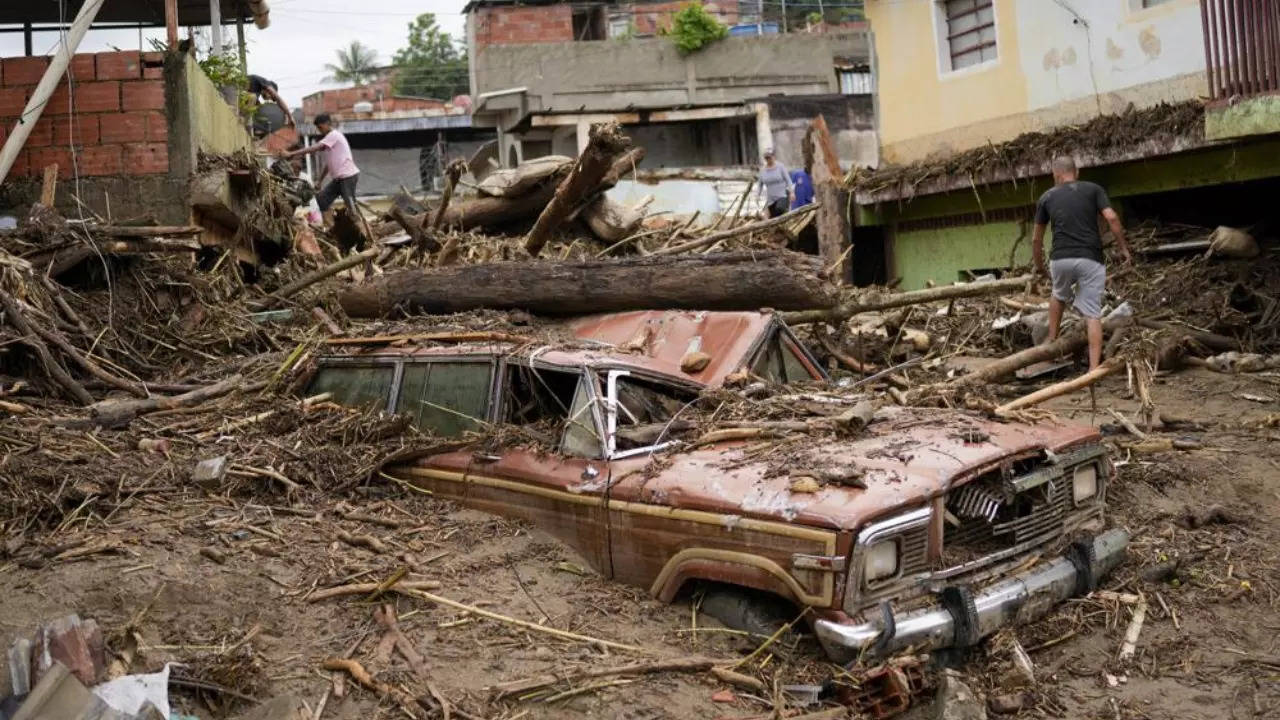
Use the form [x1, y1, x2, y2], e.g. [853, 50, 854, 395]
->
[310, 310, 1128, 663]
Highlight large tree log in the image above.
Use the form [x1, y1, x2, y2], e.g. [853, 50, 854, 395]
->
[783, 275, 1032, 325]
[525, 123, 630, 256]
[338, 251, 838, 318]
[424, 179, 561, 231]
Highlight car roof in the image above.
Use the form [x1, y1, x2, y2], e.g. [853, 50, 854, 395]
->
[332, 310, 780, 389]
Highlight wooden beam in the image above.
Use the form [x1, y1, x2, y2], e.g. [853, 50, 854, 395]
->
[39, 164, 57, 206]
[165, 0, 179, 48]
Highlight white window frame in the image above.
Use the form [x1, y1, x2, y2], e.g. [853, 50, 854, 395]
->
[933, 0, 1000, 78]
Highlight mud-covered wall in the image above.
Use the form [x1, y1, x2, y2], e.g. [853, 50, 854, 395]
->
[866, 0, 1207, 163]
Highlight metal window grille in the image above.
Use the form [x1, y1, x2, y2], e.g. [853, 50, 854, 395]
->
[839, 69, 874, 95]
[1200, 0, 1280, 100]
[943, 0, 997, 71]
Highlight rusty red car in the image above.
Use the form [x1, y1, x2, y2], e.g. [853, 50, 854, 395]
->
[310, 310, 1127, 663]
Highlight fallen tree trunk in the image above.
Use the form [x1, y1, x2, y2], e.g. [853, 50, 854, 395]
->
[994, 361, 1121, 415]
[906, 319, 1125, 404]
[525, 123, 631, 256]
[429, 179, 560, 231]
[83, 374, 250, 428]
[652, 204, 818, 256]
[1136, 318, 1239, 352]
[784, 275, 1033, 325]
[338, 251, 838, 318]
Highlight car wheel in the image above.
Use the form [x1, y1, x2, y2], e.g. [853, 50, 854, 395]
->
[696, 584, 799, 641]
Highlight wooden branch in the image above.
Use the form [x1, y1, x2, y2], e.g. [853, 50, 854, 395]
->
[307, 580, 443, 603]
[784, 275, 1032, 325]
[321, 658, 424, 719]
[906, 318, 1125, 404]
[493, 656, 719, 700]
[598, 147, 646, 191]
[652, 204, 819, 256]
[994, 362, 1121, 415]
[816, 333, 877, 373]
[431, 159, 467, 231]
[0, 287, 93, 404]
[525, 122, 630, 256]
[91, 225, 203, 237]
[84, 374, 247, 427]
[249, 247, 380, 310]
[21, 312, 147, 397]
[401, 588, 646, 653]
[389, 205, 439, 254]
[324, 331, 533, 346]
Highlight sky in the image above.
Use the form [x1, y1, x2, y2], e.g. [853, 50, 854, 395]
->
[0, 0, 470, 109]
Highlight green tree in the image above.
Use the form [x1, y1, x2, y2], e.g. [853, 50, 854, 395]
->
[324, 41, 380, 85]
[391, 13, 468, 99]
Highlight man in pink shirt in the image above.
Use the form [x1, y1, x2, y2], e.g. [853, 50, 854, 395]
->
[280, 113, 361, 216]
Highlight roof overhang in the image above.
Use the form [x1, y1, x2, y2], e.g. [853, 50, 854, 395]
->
[299, 113, 472, 136]
[0, 0, 270, 29]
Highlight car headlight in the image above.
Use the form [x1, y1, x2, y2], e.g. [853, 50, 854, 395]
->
[1073, 464, 1099, 504]
[863, 539, 899, 584]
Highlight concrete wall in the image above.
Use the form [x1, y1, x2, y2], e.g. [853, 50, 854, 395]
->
[891, 220, 1032, 291]
[866, 0, 1207, 163]
[763, 94, 877, 170]
[472, 33, 867, 113]
[608, 176, 764, 218]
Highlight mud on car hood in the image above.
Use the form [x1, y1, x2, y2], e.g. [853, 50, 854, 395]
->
[611, 406, 1102, 531]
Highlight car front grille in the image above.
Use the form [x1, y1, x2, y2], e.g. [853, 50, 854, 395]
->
[945, 472, 1071, 553]
[847, 447, 1107, 613]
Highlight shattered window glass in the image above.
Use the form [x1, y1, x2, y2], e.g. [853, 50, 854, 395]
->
[307, 366, 393, 411]
[561, 374, 604, 458]
[613, 376, 693, 451]
[398, 362, 492, 437]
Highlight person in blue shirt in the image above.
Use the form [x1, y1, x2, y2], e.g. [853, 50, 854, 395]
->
[790, 168, 814, 210]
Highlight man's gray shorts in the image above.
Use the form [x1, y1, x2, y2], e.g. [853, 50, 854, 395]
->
[1050, 258, 1106, 318]
[316, 173, 359, 213]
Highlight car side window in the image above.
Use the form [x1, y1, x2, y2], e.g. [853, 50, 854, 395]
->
[307, 365, 394, 411]
[752, 332, 819, 384]
[500, 363, 604, 458]
[611, 375, 694, 452]
[397, 361, 492, 437]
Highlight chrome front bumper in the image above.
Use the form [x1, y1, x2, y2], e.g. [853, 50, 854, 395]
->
[815, 529, 1129, 664]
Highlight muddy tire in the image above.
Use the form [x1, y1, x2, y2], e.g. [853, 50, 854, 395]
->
[697, 585, 798, 640]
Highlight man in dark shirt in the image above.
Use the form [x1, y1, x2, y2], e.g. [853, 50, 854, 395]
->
[1032, 156, 1133, 371]
[247, 74, 293, 135]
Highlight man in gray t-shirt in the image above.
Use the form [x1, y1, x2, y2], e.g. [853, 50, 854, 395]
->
[757, 149, 794, 218]
[1032, 156, 1133, 371]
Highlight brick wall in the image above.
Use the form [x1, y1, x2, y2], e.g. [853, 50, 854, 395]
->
[472, 4, 574, 47]
[302, 78, 446, 119]
[471, 2, 740, 47]
[1, 51, 169, 180]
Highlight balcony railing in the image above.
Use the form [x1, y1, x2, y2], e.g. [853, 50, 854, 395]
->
[1201, 0, 1280, 100]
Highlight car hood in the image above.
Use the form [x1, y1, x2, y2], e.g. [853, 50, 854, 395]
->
[608, 406, 1102, 531]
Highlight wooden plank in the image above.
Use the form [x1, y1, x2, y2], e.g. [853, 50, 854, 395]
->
[40, 163, 57, 206]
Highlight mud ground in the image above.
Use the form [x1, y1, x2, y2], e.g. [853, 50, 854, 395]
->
[2, 367, 1278, 719]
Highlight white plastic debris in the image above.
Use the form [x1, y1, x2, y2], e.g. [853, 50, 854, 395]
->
[1103, 301, 1133, 321]
[92, 662, 173, 716]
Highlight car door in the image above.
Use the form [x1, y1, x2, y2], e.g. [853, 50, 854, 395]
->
[462, 361, 613, 576]
[381, 357, 496, 502]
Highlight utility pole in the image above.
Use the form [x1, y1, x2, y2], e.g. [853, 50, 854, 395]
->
[210, 0, 222, 55]
[781, 0, 788, 32]
[757, 0, 763, 34]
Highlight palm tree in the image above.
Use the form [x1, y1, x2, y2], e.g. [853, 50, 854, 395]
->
[324, 41, 379, 85]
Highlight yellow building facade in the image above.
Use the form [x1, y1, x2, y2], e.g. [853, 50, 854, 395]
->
[865, 0, 1208, 164]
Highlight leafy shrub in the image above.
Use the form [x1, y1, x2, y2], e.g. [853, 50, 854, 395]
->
[667, 2, 728, 54]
